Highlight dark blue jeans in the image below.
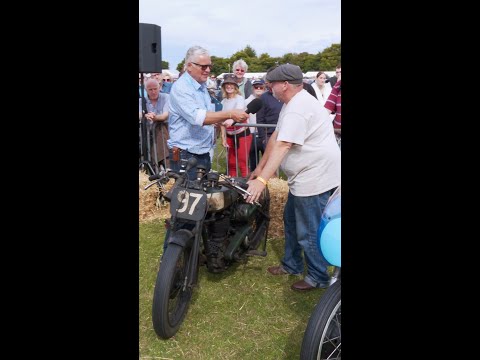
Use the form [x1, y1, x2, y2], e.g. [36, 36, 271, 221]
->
[281, 190, 332, 287]
[249, 134, 265, 172]
[168, 148, 211, 179]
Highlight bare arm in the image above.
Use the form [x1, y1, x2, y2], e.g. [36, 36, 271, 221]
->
[146, 111, 168, 121]
[221, 126, 228, 147]
[249, 130, 278, 180]
[246, 133, 293, 203]
[203, 109, 249, 125]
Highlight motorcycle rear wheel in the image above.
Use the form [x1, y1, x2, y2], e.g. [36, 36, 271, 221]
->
[152, 242, 194, 339]
[300, 280, 341, 360]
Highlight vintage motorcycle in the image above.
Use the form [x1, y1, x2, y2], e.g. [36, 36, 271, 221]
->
[300, 186, 341, 360]
[145, 157, 271, 339]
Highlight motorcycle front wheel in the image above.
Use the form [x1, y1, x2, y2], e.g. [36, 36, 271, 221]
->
[152, 242, 194, 339]
[300, 280, 341, 360]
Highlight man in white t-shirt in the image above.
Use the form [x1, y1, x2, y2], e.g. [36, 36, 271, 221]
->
[246, 64, 341, 292]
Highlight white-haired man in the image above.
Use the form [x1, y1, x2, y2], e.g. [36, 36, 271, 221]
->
[167, 45, 250, 179]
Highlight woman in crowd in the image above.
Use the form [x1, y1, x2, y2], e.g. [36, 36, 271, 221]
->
[311, 71, 332, 106]
[220, 74, 251, 177]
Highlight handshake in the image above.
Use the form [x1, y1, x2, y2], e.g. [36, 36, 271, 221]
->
[221, 99, 263, 127]
[229, 109, 249, 122]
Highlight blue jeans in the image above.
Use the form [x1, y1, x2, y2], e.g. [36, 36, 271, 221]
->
[168, 148, 211, 180]
[281, 190, 332, 288]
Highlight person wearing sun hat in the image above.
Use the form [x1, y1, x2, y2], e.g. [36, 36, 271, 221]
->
[219, 74, 252, 177]
[246, 63, 341, 292]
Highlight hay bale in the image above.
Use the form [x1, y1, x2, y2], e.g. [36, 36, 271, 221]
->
[139, 171, 170, 222]
[139, 171, 289, 239]
[265, 178, 288, 238]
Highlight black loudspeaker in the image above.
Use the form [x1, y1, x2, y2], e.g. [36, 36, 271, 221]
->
[139, 23, 162, 73]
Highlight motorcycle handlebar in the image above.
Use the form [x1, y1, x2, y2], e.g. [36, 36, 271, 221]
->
[148, 173, 162, 181]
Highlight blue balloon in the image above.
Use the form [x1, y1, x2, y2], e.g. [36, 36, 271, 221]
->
[319, 218, 341, 266]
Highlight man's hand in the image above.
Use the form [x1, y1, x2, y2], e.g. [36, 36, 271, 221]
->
[223, 119, 234, 127]
[230, 109, 249, 123]
[145, 112, 156, 121]
[246, 177, 266, 204]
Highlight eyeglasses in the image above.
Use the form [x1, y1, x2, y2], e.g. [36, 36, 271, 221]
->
[235, 69, 245, 72]
[163, 79, 171, 82]
[191, 62, 213, 71]
[254, 86, 264, 89]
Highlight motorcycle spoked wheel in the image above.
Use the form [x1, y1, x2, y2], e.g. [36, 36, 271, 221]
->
[300, 280, 341, 360]
[152, 242, 195, 339]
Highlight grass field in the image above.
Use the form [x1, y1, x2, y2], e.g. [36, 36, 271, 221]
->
[139, 220, 329, 360]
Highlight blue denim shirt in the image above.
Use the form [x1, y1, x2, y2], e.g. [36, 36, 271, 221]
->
[167, 72, 215, 154]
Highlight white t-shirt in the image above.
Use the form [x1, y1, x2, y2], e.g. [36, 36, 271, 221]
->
[221, 95, 246, 135]
[276, 89, 341, 196]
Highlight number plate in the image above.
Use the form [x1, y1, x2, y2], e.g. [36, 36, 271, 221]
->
[169, 188, 207, 221]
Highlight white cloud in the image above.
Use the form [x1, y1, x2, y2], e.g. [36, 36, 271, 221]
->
[140, 0, 340, 69]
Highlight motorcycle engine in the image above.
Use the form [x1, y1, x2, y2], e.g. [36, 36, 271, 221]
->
[205, 214, 230, 273]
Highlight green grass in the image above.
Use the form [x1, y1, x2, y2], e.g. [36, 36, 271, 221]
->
[140, 220, 329, 360]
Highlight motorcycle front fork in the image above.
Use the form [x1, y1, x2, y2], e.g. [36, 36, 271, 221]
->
[184, 221, 203, 291]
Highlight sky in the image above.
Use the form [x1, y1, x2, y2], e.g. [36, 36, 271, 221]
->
[139, 0, 341, 71]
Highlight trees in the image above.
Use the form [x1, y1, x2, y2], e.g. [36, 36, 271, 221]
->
[172, 44, 341, 73]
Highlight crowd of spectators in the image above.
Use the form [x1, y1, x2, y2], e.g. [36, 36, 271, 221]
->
[139, 58, 341, 174]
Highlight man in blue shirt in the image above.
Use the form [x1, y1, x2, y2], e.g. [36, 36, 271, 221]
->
[162, 45, 251, 257]
[168, 45, 249, 179]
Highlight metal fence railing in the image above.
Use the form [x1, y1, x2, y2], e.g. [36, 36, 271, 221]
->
[139, 120, 276, 177]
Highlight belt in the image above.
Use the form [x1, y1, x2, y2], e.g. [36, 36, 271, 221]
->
[170, 147, 209, 156]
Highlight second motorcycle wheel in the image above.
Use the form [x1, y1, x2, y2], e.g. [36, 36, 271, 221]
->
[152, 242, 194, 339]
[300, 280, 341, 360]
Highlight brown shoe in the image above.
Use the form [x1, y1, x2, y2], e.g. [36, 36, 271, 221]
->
[267, 265, 289, 275]
[291, 279, 317, 292]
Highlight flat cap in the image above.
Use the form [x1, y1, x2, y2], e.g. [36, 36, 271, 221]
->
[265, 64, 303, 84]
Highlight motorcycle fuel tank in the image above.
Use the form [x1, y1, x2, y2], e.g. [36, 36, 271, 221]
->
[206, 186, 239, 212]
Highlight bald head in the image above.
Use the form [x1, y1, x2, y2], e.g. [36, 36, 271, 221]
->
[145, 78, 162, 100]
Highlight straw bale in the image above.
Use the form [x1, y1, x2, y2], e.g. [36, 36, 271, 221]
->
[264, 177, 288, 238]
[139, 171, 290, 239]
[139, 171, 171, 223]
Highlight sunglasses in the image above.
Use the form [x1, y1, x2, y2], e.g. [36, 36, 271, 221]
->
[254, 85, 264, 89]
[191, 62, 213, 71]
[235, 69, 245, 72]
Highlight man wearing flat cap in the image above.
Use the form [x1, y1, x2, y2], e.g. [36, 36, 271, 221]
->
[246, 63, 341, 292]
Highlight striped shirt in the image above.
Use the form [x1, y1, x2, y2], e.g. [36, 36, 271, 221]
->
[167, 72, 216, 154]
[324, 80, 341, 129]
